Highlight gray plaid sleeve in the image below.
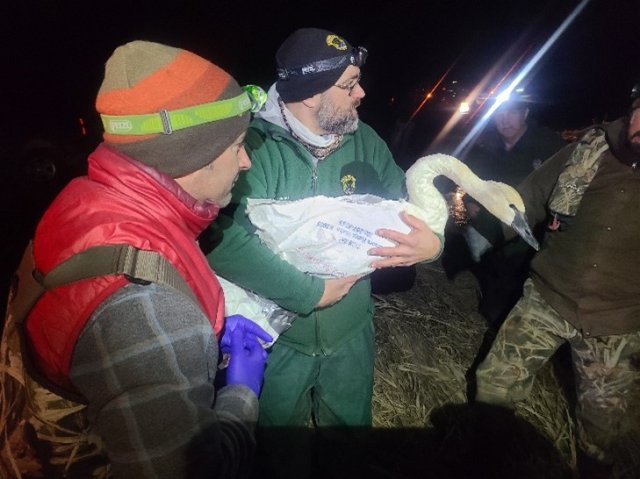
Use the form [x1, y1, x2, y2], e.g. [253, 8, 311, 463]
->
[70, 282, 258, 478]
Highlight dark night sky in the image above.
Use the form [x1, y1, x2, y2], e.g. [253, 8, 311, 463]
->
[0, 0, 638, 293]
[3, 0, 640, 154]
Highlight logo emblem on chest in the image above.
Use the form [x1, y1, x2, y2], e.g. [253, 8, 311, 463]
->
[341, 175, 356, 194]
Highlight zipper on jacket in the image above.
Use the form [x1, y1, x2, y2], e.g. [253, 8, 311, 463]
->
[313, 310, 326, 356]
[311, 166, 318, 194]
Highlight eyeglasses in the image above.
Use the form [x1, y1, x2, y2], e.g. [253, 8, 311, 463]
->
[333, 73, 362, 95]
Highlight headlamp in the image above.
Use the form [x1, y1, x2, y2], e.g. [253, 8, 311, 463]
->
[277, 46, 368, 80]
[244, 84, 269, 113]
[101, 84, 267, 136]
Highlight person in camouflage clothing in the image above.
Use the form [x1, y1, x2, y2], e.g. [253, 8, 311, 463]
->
[475, 84, 640, 478]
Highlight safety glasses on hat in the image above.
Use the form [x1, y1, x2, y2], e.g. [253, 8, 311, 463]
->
[277, 46, 368, 81]
[100, 85, 267, 136]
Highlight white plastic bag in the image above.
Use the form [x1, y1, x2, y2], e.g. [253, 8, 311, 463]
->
[217, 275, 295, 347]
[247, 194, 429, 278]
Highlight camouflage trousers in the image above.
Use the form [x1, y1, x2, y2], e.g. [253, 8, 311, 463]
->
[0, 307, 110, 478]
[476, 279, 640, 464]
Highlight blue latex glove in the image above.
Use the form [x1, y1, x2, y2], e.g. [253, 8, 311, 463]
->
[221, 315, 273, 396]
[220, 314, 273, 353]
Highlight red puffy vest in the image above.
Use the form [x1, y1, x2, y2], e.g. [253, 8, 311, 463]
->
[27, 144, 225, 390]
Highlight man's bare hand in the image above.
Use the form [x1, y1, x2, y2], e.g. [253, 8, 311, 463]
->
[317, 274, 362, 308]
[368, 212, 441, 269]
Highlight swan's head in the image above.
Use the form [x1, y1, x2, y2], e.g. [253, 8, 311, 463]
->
[483, 181, 539, 251]
[404, 153, 539, 250]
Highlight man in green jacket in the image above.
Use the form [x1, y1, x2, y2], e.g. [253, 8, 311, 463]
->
[205, 28, 442, 478]
[475, 84, 640, 477]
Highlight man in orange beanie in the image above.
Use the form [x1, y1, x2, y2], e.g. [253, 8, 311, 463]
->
[0, 40, 271, 478]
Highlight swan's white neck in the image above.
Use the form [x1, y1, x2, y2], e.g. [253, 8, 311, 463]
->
[405, 154, 521, 235]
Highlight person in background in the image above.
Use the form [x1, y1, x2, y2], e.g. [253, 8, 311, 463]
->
[204, 27, 443, 478]
[475, 83, 640, 478]
[461, 93, 566, 326]
[0, 40, 271, 478]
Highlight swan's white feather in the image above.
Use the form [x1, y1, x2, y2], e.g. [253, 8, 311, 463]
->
[406, 153, 525, 235]
[242, 153, 529, 278]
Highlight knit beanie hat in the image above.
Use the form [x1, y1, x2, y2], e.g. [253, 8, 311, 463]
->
[275, 28, 366, 103]
[96, 40, 250, 178]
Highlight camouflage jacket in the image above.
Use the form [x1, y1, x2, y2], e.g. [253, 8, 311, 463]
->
[516, 118, 640, 337]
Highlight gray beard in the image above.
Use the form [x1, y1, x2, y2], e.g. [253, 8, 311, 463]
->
[317, 99, 359, 135]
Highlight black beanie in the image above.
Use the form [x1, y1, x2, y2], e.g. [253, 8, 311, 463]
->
[276, 28, 361, 103]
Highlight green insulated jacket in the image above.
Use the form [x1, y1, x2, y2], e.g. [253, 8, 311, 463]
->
[206, 118, 406, 355]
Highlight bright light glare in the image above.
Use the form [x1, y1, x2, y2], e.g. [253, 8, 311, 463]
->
[459, 102, 470, 114]
[495, 90, 512, 107]
[452, 0, 592, 157]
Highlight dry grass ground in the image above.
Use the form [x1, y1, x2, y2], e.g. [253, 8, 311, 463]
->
[370, 260, 577, 478]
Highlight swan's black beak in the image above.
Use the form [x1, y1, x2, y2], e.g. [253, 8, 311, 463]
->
[510, 206, 539, 251]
